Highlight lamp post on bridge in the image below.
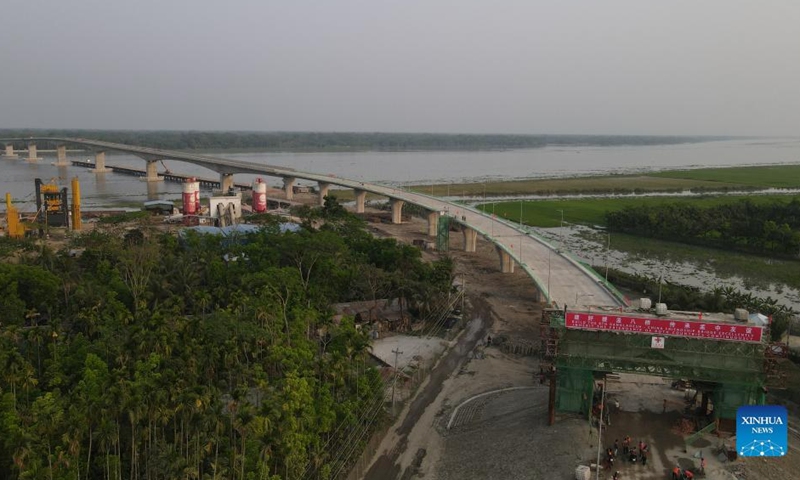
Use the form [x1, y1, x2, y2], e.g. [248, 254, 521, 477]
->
[557, 209, 565, 253]
[604, 232, 611, 284]
[547, 249, 552, 299]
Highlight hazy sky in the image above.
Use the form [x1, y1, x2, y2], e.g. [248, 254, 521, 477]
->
[2, 1, 799, 135]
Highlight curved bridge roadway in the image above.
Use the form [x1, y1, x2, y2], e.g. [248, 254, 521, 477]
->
[2, 137, 625, 309]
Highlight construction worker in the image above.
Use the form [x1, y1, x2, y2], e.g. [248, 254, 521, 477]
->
[613, 439, 619, 456]
[623, 436, 631, 455]
[672, 466, 682, 480]
[700, 456, 706, 474]
[663, 398, 668, 413]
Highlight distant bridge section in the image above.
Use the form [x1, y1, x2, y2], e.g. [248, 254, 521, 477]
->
[1, 137, 626, 309]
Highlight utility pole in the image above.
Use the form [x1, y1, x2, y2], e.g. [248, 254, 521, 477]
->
[461, 276, 466, 313]
[595, 380, 606, 480]
[547, 249, 552, 297]
[491, 202, 495, 237]
[604, 232, 610, 283]
[391, 348, 404, 412]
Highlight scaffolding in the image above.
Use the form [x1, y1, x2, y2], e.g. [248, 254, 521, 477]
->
[542, 308, 776, 419]
[436, 214, 450, 252]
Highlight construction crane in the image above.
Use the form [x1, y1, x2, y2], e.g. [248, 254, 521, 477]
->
[160, 160, 172, 174]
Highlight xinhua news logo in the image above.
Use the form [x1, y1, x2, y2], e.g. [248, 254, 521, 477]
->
[736, 405, 787, 457]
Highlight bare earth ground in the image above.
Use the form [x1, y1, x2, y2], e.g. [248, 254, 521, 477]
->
[358, 211, 800, 480]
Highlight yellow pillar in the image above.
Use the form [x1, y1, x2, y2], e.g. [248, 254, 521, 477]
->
[5, 193, 24, 238]
[71, 177, 82, 231]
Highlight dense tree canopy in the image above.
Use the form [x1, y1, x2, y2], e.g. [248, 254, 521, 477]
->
[0, 209, 454, 479]
[606, 198, 800, 257]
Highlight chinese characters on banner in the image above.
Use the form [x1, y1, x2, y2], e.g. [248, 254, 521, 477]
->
[565, 312, 763, 343]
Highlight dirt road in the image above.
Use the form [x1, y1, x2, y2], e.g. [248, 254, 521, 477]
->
[363, 300, 491, 480]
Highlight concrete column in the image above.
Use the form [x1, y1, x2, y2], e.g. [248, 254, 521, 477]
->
[354, 189, 367, 213]
[390, 199, 405, 224]
[144, 159, 161, 181]
[427, 211, 439, 237]
[26, 143, 42, 162]
[92, 151, 111, 173]
[220, 173, 235, 193]
[496, 246, 515, 273]
[3, 144, 19, 159]
[54, 144, 69, 166]
[283, 176, 296, 201]
[462, 226, 478, 252]
[317, 182, 331, 206]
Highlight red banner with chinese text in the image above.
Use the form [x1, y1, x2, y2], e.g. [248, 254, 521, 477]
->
[565, 312, 763, 343]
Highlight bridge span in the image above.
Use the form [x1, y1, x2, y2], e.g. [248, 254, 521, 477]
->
[1, 137, 626, 308]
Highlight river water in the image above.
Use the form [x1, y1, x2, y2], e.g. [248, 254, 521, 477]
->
[3, 136, 800, 309]
[3, 137, 800, 210]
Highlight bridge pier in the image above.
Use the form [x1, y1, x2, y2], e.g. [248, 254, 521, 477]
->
[462, 226, 478, 252]
[354, 189, 367, 213]
[317, 182, 331, 206]
[220, 173, 235, 193]
[283, 177, 296, 201]
[390, 199, 404, 224]
[92, 151, 111, 173]
[26, 142, 42, 162]
[54, 144, 69, 166]
[427, 211, 439, 237]
[3, 144, 19, 159]
[496, 246, 515, 273]
[143, 159, 162, 181]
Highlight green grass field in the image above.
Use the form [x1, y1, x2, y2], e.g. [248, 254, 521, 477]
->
[409, 175, 737, 197]
[652, 165, 800, 188]
[481, 195, 799, 228]
[410, 164, 800, 197]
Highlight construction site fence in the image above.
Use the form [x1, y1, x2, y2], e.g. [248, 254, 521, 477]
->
[499, 338, 539, 357]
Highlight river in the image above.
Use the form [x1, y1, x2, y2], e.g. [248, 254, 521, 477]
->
[3, 137, 800, 210]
